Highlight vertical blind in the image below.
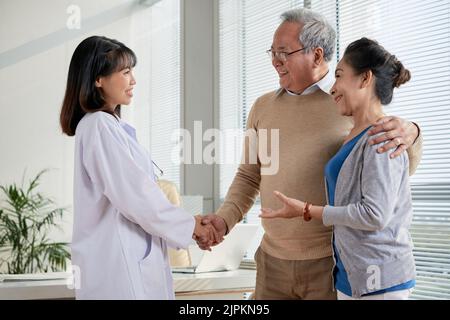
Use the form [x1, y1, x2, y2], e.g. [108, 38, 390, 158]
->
[149, 0, 180, 186]
[220, 0, 450, 299]
[131, 0, 181, 187]
[219, 0, 303, 259]
[310, 0, 450, 300]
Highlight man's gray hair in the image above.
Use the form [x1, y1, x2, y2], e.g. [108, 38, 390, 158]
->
[281, 8, 336, 62]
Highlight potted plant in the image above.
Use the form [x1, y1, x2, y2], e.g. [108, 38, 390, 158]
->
[0, 169, 71, 274]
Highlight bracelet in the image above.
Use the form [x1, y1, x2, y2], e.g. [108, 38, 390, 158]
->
[303, 202, 312, 222]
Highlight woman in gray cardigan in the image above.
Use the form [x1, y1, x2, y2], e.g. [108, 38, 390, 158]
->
[260, 38, 416, 300]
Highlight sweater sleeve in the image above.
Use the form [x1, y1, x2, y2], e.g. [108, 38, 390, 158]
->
[216, 99, 262, 232]
[322, 139, 408, 231]
[406, 128, 423, 176]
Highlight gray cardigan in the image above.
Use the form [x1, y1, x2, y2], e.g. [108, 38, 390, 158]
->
[322, 130, 416, 298]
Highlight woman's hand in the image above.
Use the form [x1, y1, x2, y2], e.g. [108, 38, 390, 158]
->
[259, 191, 304, 219]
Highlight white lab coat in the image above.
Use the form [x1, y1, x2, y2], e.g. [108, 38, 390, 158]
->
[71, 111, 195, 299]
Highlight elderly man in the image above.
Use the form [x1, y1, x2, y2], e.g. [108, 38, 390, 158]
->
[199, 8, 422, 299]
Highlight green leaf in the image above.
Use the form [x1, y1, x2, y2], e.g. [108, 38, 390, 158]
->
[0, 169, 71, 274]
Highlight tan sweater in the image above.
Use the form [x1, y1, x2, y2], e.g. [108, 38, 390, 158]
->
[216, 88, 422, 261]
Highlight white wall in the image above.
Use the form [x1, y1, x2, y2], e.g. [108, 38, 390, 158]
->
[0, 0, 219, 251]
[182, 0, 216, 213]
[0, 0, 149, 247]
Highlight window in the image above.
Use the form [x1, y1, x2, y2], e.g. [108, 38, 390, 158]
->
[219, 0, 450, 298]
[311, 0, 450, 300]
[219, 0, 303, 260]
[129, 0, 181, 187]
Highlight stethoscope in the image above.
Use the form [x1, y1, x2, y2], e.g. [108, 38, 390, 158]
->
[152, 160, 164, 177]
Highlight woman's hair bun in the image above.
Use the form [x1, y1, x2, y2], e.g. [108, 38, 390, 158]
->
[391, 55, 411, 88]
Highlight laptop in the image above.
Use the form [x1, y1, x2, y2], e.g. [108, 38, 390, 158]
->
[172, 224, 259, 273]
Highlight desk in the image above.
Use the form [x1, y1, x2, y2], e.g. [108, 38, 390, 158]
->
[0, 269, 256, 300]
[173, 269, 255, 299]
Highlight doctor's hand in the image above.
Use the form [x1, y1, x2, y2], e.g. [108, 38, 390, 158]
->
[259, 191, 304, 219]
[193, 215, 219, 251]
[195, 214, 227, 251]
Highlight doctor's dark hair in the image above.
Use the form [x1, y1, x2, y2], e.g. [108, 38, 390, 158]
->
[60, 36, 137, 136]
[342, 37, 410, 105]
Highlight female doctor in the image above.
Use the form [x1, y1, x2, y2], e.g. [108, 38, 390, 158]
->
[60, 36, 218, 299]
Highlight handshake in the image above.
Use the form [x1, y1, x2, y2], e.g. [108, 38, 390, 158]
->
[192, 214, 228, 251]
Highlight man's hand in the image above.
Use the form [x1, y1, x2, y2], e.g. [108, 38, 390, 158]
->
[259, 191, 303, 219]
[194, 214, 227, 251]
[368, 116, 419, 159]
[193, 215, 220, 251]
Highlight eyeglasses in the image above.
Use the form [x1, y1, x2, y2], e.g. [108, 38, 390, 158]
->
[266, 47, 308, 62]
